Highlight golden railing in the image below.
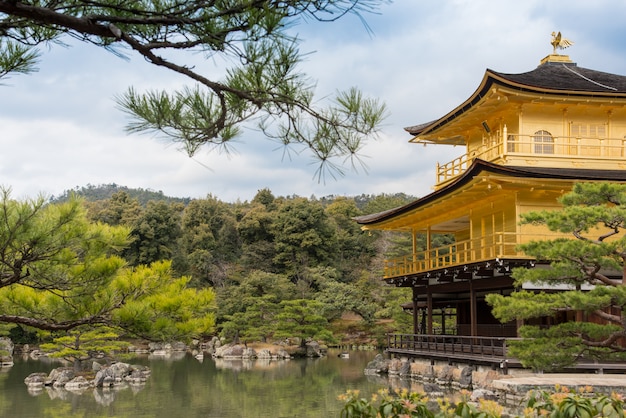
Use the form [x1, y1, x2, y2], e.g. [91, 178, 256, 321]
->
[436, 134, 626, 185]
[383, 232, 541, 278]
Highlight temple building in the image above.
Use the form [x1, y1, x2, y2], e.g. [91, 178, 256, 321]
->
[355, 38, 626, 366]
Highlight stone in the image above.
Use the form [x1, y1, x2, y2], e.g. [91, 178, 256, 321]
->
[257, 349, 272, 359]
[125, 369, 148, 385]
[171, 341, 187, 352]
[105, 362, 130, 379]
[472, 369, 501, 389]
[148, 342, 166, 352]
[93, 369, 107, 387]
[46, 367, 75, 387]
[459, 366, 473, 388]
[398, 361, 411, 376]
[305, 340, 323, 357]
[24, 372, 48, 389]
[275, 349, 290, 359]
[470, 388, 499, 402]
[216, 344, 244, 358]
[131, 364, 151, 376]
[94, 362, 133, 387]
[438, 365, 455, 384]
[364, 354, 389, 375]
[388, 358, 403, 375]
[65, 376, 91, 391]
[242, 348, 256, 359]
[0, 337, 14, 367]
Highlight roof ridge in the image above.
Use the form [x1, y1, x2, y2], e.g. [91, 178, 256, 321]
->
[561, 63, 618, 91]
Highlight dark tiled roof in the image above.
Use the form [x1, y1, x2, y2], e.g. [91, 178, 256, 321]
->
[491, 61, 626, 93]
[405, 60, 626, 136]
[354, 159, 626, 225]
[404, 120, 436, 137]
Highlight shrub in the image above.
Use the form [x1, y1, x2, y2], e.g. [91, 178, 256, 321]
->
[338, 385, 625, 418]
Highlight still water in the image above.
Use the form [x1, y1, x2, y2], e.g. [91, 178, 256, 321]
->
[0, 349, 388, 417]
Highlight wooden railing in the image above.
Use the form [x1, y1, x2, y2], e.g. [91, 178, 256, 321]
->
[383, 232, 537, 278]
[387, 333, 516, 366]
[387, 333, 626, 371]
[436, 134, 626, 185]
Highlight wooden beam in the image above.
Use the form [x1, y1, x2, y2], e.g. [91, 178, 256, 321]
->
[428, 276, 514, 293]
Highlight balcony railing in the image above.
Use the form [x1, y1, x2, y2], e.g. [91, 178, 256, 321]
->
[387, 333, 626, 371]
[383, 232, 549, 278]
[386, 333, 516, 366]
[436, 134, 626, 185]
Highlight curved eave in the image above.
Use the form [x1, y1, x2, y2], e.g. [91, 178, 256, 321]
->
[354, 159, 626, 228]
[406, 68, 626, 140]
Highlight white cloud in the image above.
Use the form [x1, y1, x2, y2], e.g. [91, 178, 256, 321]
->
[2, 1, 625, 202]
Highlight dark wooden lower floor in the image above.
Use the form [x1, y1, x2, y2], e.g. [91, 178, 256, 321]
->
[387, 333, 626, 373]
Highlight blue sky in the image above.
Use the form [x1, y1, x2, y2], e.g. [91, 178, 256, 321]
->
[2, 1, 626, 202]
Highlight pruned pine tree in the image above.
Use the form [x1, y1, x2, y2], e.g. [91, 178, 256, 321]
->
[487, 183, 626, 371]
[0, 189, 215, 344]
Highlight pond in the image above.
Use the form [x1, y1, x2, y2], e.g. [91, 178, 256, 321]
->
[0, 349, 390, 417]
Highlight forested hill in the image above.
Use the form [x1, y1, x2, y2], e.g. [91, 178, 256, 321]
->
[51, 183, 416, 211]
[51, 183, 192, 206]
[16, 183, 432, 347]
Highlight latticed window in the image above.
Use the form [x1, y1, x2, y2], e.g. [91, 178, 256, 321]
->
[571, 123, 606, 138]
[534, 130, 554, 154]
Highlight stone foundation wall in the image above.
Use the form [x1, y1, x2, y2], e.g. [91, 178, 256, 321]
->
[385, 356, 509, 391]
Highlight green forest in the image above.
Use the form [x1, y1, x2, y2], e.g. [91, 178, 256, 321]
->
[2, 184, 419, 352]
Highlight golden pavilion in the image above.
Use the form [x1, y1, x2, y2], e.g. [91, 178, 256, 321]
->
[355, 37, 626, 367]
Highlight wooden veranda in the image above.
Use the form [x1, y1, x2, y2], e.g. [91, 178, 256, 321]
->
[386, 333, 521, 371]
[386, 333, 626, 373]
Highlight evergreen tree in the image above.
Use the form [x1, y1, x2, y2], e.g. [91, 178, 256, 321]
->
[180, 196, 241, 287]
[273, 197, 338, 283]
[124, 200, 184, 266]
[85, 191, 143, 226]
[0, 190, 215, 343]
[487, 183, 626, 370]
[274, 299, 334, 348]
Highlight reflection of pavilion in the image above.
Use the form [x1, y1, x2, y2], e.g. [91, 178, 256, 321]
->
[356, 47, 626, 369]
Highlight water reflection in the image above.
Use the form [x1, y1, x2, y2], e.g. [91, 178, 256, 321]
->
[0, 349, 387, 418]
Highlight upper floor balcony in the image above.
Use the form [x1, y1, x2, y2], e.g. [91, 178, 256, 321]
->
[436, 130, 626, 187]
[383, 232, 554, 279]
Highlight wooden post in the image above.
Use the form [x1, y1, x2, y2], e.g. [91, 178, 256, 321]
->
[427, 288, 433, 334]
[503, 124, 508, 153]
[412, 287, 419, 334]
[426, 227, 431, 268]
[470, 278, 477, 337]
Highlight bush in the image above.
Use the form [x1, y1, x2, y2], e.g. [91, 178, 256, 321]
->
[338, 385, 625, 418]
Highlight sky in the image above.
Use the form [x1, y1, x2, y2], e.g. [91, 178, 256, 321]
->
[3, 1, 626, 203]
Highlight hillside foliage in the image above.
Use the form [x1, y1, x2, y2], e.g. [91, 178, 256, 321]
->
[3, 184, 418, 348]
